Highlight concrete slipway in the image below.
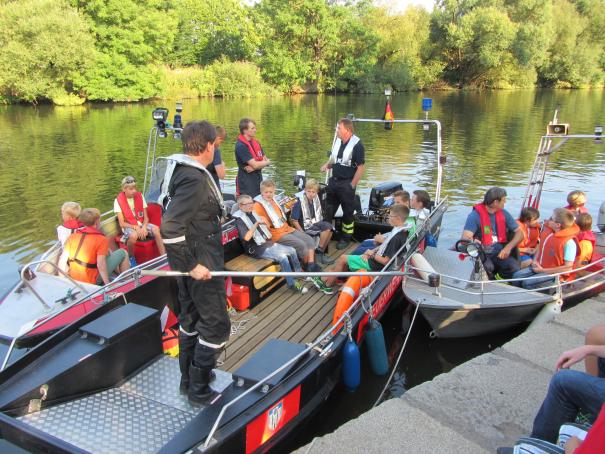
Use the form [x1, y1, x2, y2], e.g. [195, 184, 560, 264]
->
[296, 294, 605, 454]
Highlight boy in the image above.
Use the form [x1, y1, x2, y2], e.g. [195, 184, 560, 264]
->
[114, 176, 165, 267]
[564, 190, 589, 221]
[253, 179, 322, 273]
[410, 189, 431, 222]
[233, 195, 308, 294]
[56, 201, 83, 246]
[207, 125, 226, 188]
[516, 207, 541, 268]
[576, 212, 595, 265]
[290, 179, 335, 265]
[59, 208, 130, 285]
[320, 205, 410, 290]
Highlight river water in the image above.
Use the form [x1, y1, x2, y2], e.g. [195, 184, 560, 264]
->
[1, 90, 604, 446]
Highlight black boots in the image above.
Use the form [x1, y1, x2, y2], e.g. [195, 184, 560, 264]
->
[188, 365, 218, 406]
[178, 332, 197, 395]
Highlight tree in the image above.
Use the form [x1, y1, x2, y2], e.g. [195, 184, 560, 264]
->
[0, 0, 94, 104]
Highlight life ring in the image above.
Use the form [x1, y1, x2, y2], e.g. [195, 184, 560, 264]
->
[332, 273, 372, 331]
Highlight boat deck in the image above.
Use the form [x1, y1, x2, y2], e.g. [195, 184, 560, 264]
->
[222, 240, 356, 372]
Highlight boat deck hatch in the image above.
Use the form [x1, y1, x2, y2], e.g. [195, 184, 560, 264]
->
[79, 304, 157, 343]
[17, 356, 232, 454]
[232, 339, 307, 389]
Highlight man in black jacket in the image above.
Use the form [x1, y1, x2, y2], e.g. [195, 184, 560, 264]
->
[160, 120, 230, 406]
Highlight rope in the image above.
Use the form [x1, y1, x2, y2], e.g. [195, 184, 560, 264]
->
[372, 284, 421, 408]
[230, 317, 255, 337]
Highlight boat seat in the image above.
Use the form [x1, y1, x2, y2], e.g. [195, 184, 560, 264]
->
[225, 253, 283, 308]
[420, 246, 479, 290]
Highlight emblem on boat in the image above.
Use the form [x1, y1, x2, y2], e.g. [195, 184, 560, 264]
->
[267, 401, 283, 431]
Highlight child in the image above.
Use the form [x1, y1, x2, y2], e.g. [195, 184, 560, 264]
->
[114, 176, 165, 267]
[576, 213, 595, 265]
[516, 207, 540, 268]
[565, 190, 589, 220]
[56, 201, 83, 246]
[253, 179, 322, 274]
[320, 205, 410, 291]
[410, 189, 431, 221]
[290, 179, 335, 265]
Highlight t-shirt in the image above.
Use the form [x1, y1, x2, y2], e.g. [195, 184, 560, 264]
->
[332, 139, 365, 180]
[235, 141, 264, 197]
[64, 232, 109, 284]
[253, 199, 294, 242]
[207, 147, 223, 187]
[563, 238, 577, 263]
[235, 214, 271, 257]
[113, 193, 148, 226]
[410, 207, 430, 221]
[463, 208, 518, 247]
[368, 229, 408, 271]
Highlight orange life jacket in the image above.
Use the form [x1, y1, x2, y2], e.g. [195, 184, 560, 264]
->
[66, 226, 106, 284]
[577, 230, 596, 263]
[516, 219, 540, 254]
[474, 203, 507, 246]
[237, 134, 265, 161]
[117, 191, 145, 226]
[535, 224, 580, 281]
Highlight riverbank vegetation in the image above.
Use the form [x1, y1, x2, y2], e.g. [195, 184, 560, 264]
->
[0, 0, 603, 104]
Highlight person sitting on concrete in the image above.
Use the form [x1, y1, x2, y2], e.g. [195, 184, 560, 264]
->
[513, 208, 579, 290]
[233, 194, 308, 294]
[254, 179, 321, 273]
[517, 207, 541, 269]
[290, 178, 335, 265]
[564, 190, 589, 221]
[461, 187, 524, 279]
[319, 205, 410, 292]
[56, 201, 83, 246]
[114, 175, 166, 267]
[59, 208, 130, 285]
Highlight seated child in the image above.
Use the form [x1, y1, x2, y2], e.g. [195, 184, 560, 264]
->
[516, 207, 540, 268]
[254, 179, 321, 273]
[319, 205, 410, 292]
[576, 213, 595, 266]
[564, 190, 589, 221]
[233, 195, 308, 294]
[290, 179, 335, 265]
[59, 208, 130, 285]
[56, 201, 83, 246]
[114, 176, 165, 267]
[352, 190, 412, 255]
[410, 189, 431, 222]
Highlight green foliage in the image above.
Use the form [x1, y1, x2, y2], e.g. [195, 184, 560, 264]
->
[0, 0, 93, 103]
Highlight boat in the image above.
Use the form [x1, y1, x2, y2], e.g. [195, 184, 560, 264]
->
[0, 104, 448, 453]
[403, 112, 605, 338]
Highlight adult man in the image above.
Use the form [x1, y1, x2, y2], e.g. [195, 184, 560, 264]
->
[207, 125, 227, 189]
[160, 121, 230, 406]
[512, 208, 579, 289]
[321, 118, 365, 249]
[235, 118, 270, 198]
[461, 187, 523, 279]
[59, 208, 130, 285]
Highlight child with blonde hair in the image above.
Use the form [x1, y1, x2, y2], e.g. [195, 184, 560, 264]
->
[57, 201, 83, 246]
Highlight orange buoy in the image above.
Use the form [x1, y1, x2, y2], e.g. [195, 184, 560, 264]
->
[332, 273, 372, 332]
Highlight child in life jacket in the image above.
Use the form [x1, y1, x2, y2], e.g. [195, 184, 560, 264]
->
[565, 190, 589, 221]
[516, 207, 541, 269]
[114, 176, 165, 266]
[576, 213, 595, 266]
[56, 201, 83, 246]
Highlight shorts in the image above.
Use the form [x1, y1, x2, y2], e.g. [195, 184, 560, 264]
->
[306, 220, 334, 236]
[96, 249, 127, 285]
[121, 223, 158, 243]
[520, 255, 532, 262]
[347, 255, 370, 271]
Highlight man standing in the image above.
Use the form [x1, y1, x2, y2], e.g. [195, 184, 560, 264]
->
[235, 118, 271, 198]
[321, 118, 365, 249]
[161, 121, 230, 406]
[461, 187, 523, 279]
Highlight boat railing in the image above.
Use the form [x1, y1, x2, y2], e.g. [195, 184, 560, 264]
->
[405, 255, 605, 302]
[201, 197, 448, 449]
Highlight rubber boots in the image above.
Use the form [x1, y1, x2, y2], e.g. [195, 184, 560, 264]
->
[188, 365, 217, 406]
[178, 332, 198, 395]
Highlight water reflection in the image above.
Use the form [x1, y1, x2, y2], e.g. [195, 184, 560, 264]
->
[1, 90, 604, 293]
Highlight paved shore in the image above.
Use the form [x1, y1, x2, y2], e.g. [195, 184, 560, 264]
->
[296, 295, 605, 454]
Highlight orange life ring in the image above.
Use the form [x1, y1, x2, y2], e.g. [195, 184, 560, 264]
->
[332, 273, 372, 332]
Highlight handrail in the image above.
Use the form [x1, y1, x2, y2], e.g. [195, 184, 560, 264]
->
[201, 197, 448, 448]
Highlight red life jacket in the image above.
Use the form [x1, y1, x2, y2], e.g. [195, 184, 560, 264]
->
[516, 219, 540, 253]
[63, 219, 84, 230]
[117, 191, 145, 226]
[237, 134, 264, 161]
[473, 203, 507, 246]
[564, 204, 589, 220]
[535, 224, 580, 281]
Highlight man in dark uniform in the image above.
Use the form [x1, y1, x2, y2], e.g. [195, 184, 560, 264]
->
[235, 118, 271, 198]
[321, 118, 365, 249]
[160, 120, 230, 406]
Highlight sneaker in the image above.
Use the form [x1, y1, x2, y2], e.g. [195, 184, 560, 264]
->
[320, 253, 335, 265]
[310, 277, 334, 295]
[336, 238, 350, 250]
[129, 257, 138, 268]
[291, 281, 309, 294]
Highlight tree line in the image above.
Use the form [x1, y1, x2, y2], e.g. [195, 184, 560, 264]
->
[0, 0, 603, 105]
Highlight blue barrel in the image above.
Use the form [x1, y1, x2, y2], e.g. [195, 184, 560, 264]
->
[342, 338, 361, 391]
[366, 318, 389, 375]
